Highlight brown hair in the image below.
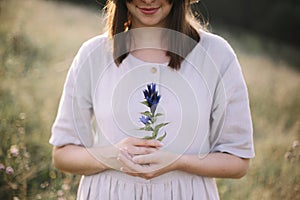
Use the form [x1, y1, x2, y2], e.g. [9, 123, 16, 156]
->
[105, 0, 201, 70]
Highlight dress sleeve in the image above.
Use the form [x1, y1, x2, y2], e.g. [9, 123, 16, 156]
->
[209, 56, 255, 158]
[49, 48, 94, 147]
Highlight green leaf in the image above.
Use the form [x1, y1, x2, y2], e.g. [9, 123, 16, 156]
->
[151, 117, 157, 123]
[154, 122, 169, 132]
[140, 111, 152, 117]
[155, 113, 163, 117]
[157, 132, 167, 141]
[152, 129, 159, 138]
[138, 125, 153, 131]
[143, 135, 156, 140]
[140, 101, 149, 107]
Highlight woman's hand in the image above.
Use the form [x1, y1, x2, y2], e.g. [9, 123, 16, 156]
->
[116, 137, 163, 155]
[118, 149, 179, 179]
[118, 149, 250, 180]
[52, 137, 162, 176]
[89, 137, 163, 172]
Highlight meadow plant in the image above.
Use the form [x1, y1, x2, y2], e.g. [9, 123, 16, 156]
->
[0, 4, 80, 197]
[284, 140, 300, 162]
[0, 112, 31, 199]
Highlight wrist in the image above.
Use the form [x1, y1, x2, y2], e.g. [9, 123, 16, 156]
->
[169, 153, 184, 171]
[88, 146, 115, 172]
[174, 154, 187, 171]
[97, 160, 110, 171]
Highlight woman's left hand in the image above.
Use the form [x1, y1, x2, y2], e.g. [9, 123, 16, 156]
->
[118, 149, 180, 179]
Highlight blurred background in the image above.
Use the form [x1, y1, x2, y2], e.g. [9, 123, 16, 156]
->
[0, 0, 299, 199]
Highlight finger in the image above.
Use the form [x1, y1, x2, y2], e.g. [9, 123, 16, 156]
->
[118, 150, 140, 173]
[119, 148, 133, 159]
[126, 146, 157, 155]
[131, 138, 163, 148]
[132, 154, 154, 165]
[120, 166, 139, 174]
[124, 171, 154, 180]
[118, 151, 152, 173]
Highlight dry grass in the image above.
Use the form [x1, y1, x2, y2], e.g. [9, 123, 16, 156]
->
[1, 0, 105, 133]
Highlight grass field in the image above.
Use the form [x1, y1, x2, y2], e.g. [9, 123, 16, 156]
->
[0, 0, 299, 199]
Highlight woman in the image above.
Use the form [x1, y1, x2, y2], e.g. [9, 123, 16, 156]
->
[50, 0, 255, 199]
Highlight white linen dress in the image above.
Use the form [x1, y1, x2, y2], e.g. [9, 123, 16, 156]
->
[50, 30, 255, 200]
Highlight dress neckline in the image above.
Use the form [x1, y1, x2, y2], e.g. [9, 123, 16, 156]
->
[127, 53, 169, 66]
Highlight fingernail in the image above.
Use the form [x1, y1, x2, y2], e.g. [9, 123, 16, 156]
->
[120, 167, 124, 171]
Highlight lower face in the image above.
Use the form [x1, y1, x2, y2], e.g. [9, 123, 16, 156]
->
[126, 0, 173, 28]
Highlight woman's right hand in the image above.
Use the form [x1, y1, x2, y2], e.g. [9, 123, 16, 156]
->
[116, 137, 163, 156]
[89, 137, 163, 172]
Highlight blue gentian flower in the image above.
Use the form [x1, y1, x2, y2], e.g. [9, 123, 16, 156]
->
[140, 116, 151, 125]
[143, 83, 161, 114]
[139, 83, 168, 141]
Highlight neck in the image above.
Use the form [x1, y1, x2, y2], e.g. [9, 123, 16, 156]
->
[131, 48, 170, 64]
[129, 27, 167, 51]
[128, 27, 170, 64]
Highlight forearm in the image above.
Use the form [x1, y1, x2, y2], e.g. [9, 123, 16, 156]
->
[52, 138, 162, 176]
[176, 152, 250, 179]
[52, 145, 108, 176]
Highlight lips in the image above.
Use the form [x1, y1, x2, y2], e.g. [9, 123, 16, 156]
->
[138, 6, 160, 15]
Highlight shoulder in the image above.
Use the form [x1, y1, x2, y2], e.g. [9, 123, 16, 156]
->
[70, 32, 113, 79]
[188, 30, 239, 74]
[77, 32, 111, 59]
[185, 30, 241, 79]
[198, 30, 236, 59]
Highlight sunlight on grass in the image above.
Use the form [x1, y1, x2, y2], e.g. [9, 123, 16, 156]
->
[0, 0, 299, 199]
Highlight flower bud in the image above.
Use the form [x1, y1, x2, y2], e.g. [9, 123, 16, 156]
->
[6, 166, 14, 175]
[9, 145, 19, 157]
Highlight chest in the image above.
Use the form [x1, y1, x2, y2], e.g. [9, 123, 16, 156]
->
[92, 58, 213, 153]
